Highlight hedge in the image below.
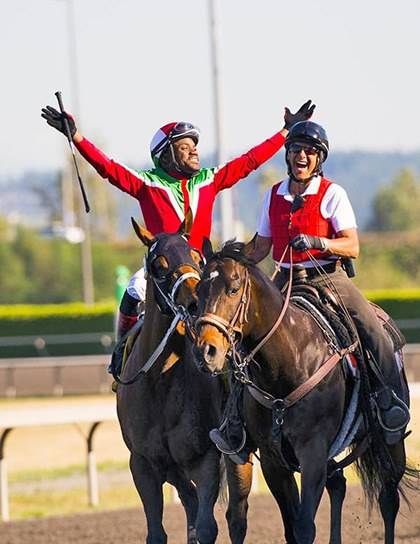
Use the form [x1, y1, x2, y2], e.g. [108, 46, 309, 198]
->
[0, 289, 419, 358]
[0, 302, 115, 336]
[365, 289, 420, 319]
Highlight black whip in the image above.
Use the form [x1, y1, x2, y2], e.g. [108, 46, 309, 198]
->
[55, 91, 90, 213]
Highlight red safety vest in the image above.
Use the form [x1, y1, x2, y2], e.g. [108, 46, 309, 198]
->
[269, 177, 335, 262]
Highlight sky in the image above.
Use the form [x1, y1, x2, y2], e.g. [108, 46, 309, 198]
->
[2, 0, 420, 177]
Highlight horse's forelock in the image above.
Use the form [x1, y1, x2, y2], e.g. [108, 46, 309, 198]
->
[209, 240, 252, 267]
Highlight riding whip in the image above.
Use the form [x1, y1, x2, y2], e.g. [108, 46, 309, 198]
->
[54, 91, 90, 213]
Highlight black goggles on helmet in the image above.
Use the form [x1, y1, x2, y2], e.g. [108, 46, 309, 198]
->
[152, 122, 199, 158]
[170, 122, 197, 138]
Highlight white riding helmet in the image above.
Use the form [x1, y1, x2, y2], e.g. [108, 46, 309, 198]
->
[150, 122, 200, 166]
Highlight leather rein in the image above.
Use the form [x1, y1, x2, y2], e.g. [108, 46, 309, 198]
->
[114, 266, 200, 386]
[195, 249, 357, 414]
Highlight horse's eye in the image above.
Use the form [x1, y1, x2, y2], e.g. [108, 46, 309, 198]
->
[152, 258, 169, 278]
[227, 287, 240, 296]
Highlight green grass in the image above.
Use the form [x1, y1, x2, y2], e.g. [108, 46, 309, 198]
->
[10, 484, 140, 520]
[9, 460, 128, 485]
[8, 466, 175, 520]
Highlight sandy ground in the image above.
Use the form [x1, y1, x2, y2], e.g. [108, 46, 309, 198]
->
[2, 485, 420, 544]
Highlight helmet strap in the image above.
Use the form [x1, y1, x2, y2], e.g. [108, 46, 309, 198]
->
[160, 143, 194, 178]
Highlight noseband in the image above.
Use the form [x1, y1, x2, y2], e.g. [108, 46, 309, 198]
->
[114, 246, 201, 386]
[152, 267, 201, 317]
[195, 269, 252, 343]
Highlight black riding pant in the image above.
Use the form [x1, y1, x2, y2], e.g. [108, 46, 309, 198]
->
[280, 267, 401, 392]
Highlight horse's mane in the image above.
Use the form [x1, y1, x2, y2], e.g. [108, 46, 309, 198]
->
[210, 240, 280, 296]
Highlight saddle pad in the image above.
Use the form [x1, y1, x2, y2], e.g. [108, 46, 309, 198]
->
[291, 295, 359, 378]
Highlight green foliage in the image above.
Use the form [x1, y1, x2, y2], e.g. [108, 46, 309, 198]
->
[257, 165, 285, 196]
[0, 301, 114, 319]
[365, 289, 420, 318]
[354, 234, 420, 290]
[369, 168, 420, 231]
[0, 302, 116, 357]
[0, 223, 145, 304]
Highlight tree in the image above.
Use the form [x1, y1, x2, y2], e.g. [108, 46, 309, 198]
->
[257, 165, 285, 197]
[369, 168, 420, 231]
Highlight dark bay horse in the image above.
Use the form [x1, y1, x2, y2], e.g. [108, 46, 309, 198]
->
[116, 219, 225, 544]
[193, 240, 415, 544]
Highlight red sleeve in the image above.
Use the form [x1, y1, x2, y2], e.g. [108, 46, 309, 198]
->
[213, 131, 286, 192]
[75, 137, 144, 197]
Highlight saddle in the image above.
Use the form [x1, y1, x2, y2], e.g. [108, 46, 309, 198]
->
[110, 316, 144, 392]
[289, 275, 405, 362]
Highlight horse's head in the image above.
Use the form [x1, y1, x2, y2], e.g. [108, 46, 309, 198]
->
[131, 211, 203, 316]
[194, 240, 254, 374]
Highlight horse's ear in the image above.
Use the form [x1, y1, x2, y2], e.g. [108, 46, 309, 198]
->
[202, 237, 213, 261]
[131, 217, 155, 247]
[242, 232, 258, 258]
[177, 207, 193, 236]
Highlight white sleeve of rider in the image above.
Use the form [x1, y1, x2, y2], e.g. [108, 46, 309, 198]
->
[321, 184, 358, 233]
[256, 189, 272, 237]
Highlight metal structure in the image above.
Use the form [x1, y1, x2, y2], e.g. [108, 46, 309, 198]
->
[60, 0, 95, 304]
[0, 402, 117, 521]
[208, 0, 235, 243]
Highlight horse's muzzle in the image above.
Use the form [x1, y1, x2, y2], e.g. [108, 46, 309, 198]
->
[193, 343, 223, 374]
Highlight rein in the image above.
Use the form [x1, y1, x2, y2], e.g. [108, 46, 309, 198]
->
[196, 247, 294, 361]
[196, 245, 358, 427]
[195, 269, 252, 343]
[113, 268, 200, 386]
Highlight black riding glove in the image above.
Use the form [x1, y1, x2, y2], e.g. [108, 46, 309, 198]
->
[290, 234, 327, 252]
[41, 106, 77, 138]
[283, 100, 316, 130]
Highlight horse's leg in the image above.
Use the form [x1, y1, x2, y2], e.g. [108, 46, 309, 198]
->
[189, 449, 220, 544]
[325, 466, 347, 544]
[378, 441, 406, 544]
[224, 455, 253, 544]
[167, 468, 199, 544]
[129, 452, 167, 544]
[260, 452, 299, 544]
[294, 444, 329, 544]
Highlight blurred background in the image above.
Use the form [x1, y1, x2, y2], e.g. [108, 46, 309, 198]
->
[0, 0, 419, 526]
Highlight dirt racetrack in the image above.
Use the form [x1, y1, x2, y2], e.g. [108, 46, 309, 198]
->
[2, 485, 420, 544]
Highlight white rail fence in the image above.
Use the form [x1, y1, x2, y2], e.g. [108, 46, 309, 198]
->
[0, 403, 117, 522]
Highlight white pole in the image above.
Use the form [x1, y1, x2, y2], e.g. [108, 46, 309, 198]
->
[87, 451, 99, 506]
[62, 0, 95, 304]
[0, 429, 12, 522]
[208, 0, 235, 244]
[87, 422, 101, 507]
[0, 458, 9, 521]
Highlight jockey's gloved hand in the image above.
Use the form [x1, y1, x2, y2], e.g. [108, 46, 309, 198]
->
[290, 234, 327, 252]
[283, 100, 316, 130]
[41, 106, 77, 138]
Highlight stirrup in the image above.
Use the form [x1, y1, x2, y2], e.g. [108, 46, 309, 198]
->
[373, 390, 410, 432]
[209, 427, 247, 455]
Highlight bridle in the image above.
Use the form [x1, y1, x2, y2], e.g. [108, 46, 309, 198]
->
[113, 242, 201, 386]
[195, 268, 252, 344]
[195, 255, 294, 373]
[194, 251, 357, 445]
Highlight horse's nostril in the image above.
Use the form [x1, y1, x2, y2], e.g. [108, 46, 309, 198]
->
[187, 301, 198, 314]
[204, 343, 217, 361]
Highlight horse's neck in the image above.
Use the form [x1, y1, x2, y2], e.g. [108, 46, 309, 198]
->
[131, 285, 181, 373]
[247, 270, 328, 392]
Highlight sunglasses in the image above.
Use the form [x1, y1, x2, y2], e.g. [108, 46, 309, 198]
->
[288, 143, 319, 156]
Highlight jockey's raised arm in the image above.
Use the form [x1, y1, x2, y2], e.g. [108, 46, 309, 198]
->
[41, 98, 315, 364]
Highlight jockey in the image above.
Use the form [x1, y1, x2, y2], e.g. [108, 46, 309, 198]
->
[41, 100, 315, 348]
[249, 120, 409, 447]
